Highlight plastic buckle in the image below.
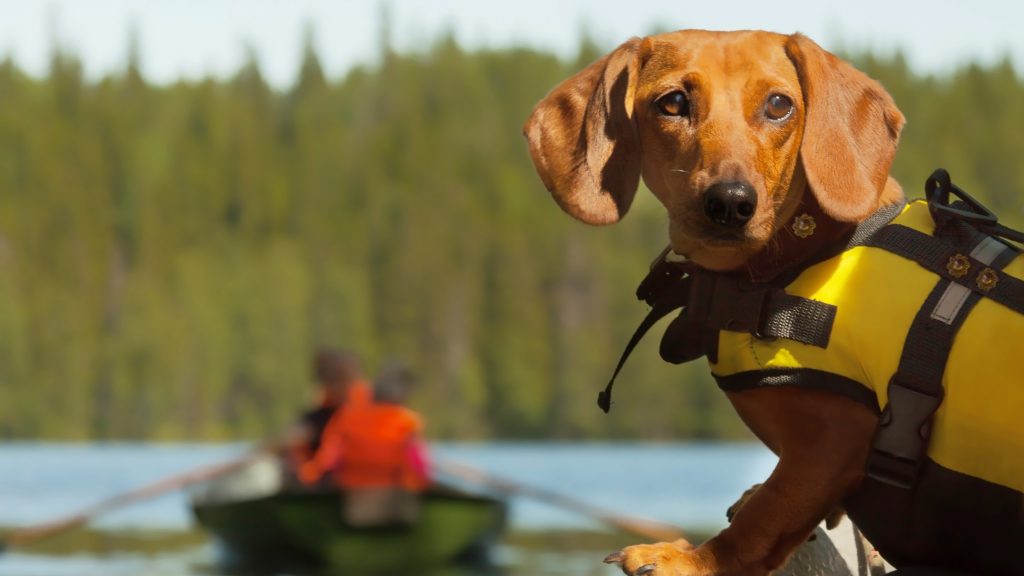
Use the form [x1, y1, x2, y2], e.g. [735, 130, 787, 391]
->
[636, 247, 691, 306]
[865, 451, 919, 490]
[865, 378, 943, 490]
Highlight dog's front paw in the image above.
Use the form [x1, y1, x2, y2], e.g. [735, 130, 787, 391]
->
[604, 540, 705, 576]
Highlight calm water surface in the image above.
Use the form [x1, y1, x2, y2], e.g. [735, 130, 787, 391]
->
[0, 442, 777, 576]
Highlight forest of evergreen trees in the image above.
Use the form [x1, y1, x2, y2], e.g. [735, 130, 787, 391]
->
[1, 33, 1022, 441]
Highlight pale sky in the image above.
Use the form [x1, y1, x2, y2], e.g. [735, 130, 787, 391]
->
[0, 0, 1019, 88]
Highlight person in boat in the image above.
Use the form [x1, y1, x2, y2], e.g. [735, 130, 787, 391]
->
[300, 362, 430, 526]
[288, 348, 371, 477]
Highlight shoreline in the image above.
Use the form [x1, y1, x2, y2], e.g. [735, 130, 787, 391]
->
[0, 524, 717, 558]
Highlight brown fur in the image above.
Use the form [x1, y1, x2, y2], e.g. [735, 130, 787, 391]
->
[524, 30, 905, 575]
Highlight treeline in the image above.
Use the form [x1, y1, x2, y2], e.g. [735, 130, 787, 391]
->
[0, 34, 1021, 441]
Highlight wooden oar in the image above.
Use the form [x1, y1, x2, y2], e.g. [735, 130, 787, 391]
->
[0, 438, 288, 553]
[434, 458, 689, 543]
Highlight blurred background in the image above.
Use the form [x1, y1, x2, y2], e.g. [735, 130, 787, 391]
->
[3, 0, 1024, 443]
[0, 1, 1022, 574]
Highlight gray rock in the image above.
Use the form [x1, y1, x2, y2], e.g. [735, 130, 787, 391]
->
[777, 516, 890, 576]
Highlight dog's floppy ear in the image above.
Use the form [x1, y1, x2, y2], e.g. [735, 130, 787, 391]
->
[523, 38, 645, 225]
[785, 34, 905, 222]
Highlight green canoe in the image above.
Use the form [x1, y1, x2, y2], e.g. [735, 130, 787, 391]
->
[191, 477, 508, 572]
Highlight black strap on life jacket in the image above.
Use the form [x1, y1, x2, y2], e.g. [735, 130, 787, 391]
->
[865, 225, 1024, 317]
[861, 170, 1022, 491]
[864, 228, 1017, 490]
[599, 255, 842, 413]
[660, 269, 838, 363]
[845, 170, 1024, 562]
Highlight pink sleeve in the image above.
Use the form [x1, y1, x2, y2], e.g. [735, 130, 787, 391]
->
[406, 439, 430, 482]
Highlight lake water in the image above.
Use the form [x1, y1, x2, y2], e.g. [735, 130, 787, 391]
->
[0, 442, 778, 576]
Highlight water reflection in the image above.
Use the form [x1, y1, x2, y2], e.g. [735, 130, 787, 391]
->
[1, 526, 656, 576]
[0, 442, 768, 576]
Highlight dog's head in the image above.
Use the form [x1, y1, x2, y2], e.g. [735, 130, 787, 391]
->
[523, 30, 905, 271]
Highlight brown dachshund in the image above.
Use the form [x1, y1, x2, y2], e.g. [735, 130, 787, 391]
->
[523, 30, 1019, 575]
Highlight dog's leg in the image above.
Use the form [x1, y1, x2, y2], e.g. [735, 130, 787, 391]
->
[606, 388, 877, 576]
[728, 484, 845, 534]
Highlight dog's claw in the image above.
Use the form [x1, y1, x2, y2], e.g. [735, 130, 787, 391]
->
[636, 563, 657, 575]
[604, 551, 624, 564]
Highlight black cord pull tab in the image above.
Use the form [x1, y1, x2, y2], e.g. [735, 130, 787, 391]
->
[596, 386, 613, 413]
[598, 256, 692, 413]
[597, 298, 682, 412]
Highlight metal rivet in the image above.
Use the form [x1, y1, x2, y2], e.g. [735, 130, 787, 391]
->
[792, 213, 816, 239]
[976, 267, 998, 292]
[946, 254, 970, 278]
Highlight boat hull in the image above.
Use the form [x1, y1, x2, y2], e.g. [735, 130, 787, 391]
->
[192, 485, 507, 572]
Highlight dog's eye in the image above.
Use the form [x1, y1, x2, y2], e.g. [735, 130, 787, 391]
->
[656, 91, 690, 117]
[764, 94, 794, 121]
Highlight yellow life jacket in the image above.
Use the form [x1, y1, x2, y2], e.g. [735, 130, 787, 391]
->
[599, 170, 1024, 571]
[712, 198, 1024, 494]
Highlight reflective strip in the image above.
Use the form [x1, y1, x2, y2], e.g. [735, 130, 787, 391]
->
[930, 237, 1008, 324]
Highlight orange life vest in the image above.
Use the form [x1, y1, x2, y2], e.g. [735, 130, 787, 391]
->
[332, 403, 427, 491]
[293, 381, 372, 476]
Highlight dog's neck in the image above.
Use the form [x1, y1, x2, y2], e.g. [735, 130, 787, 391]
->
[739, 191, 854, 285]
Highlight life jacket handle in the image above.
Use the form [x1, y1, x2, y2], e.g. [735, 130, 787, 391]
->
[926, 168, 1024, 246]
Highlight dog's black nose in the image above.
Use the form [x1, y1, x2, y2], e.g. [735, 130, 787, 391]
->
[702, 181, 757, 228]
